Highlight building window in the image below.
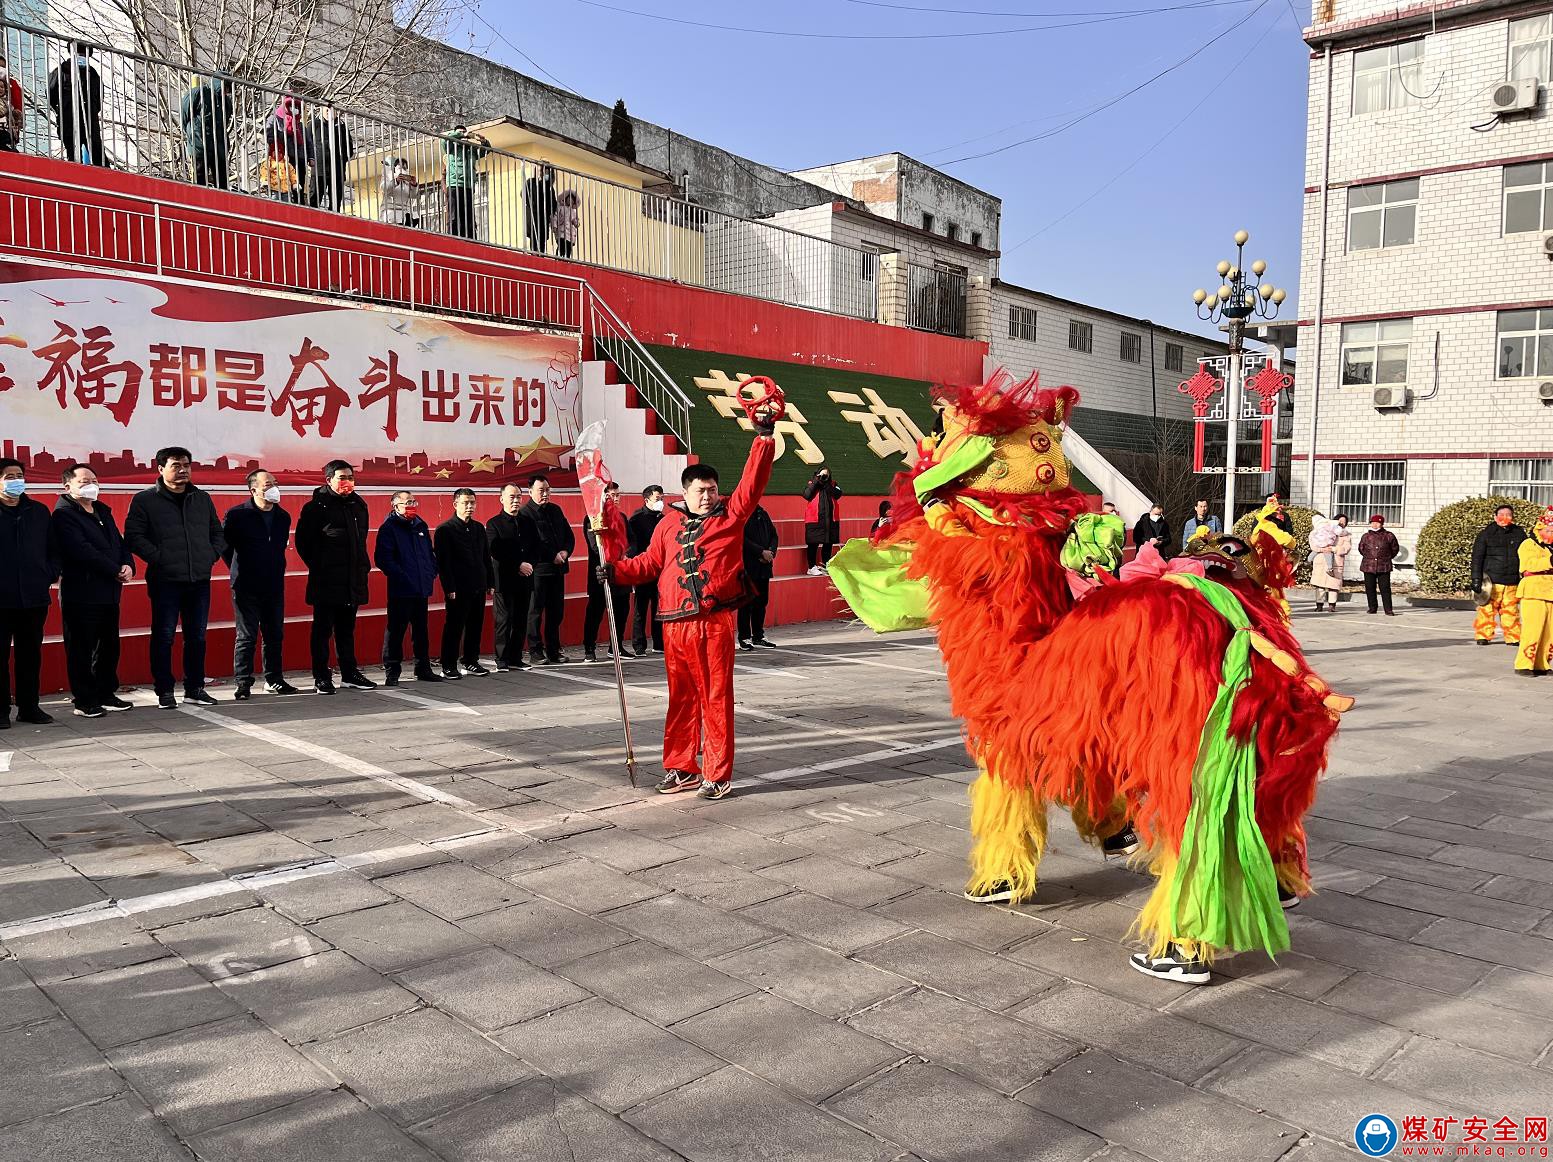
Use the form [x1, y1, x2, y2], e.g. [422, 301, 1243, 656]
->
[1352, 39, 1423, 114]
[921, 212, 935, 233]
[1340, 319, 1411, 387]
[1490, 458, 1553, 506]
[946, 223, 959, 242]
[970, 231, 982, 248]
[1497, 309, 1553, 378]
[1509, 14, 1553, 84]
[1119, 332, 1143, 363]
[1068, 320, 1093, 353]
[1503, 161, 1553, 234]
[1347, 178, 1418, 250]
[1008, 305, 1037, 342]
[1331, 460, 1406, 526]
[1164, 342, 1184, 371]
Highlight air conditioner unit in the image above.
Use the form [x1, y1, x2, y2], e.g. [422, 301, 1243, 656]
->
[1543, 234, 1553, 260]
[1539, 380, 1553, 403]
[1373, 385, 1411, 410]
[1491, 78, 1539, 115]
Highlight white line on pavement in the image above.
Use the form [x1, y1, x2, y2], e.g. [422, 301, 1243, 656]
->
[770, 645, 942, 677]
[374, 687, 481, 716]
[0, 751, 10, 772]
[732, 662, 808, 680]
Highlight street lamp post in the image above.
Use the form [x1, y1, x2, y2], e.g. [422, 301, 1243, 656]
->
[1193, 229, 1287, 530]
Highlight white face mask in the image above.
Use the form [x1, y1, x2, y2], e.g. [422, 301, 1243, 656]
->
[262, 485, 281, 504]
[77, 483, 100, 502]
[648, 499, 663, 512]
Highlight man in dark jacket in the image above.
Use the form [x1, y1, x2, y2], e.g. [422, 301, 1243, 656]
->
[738, 502, 779, 650]
[627, 485, 665, 655]
[0, 458, 58, 726]
[582, 482, 631, 664]
[436, 487, 494, 678]
[1132, 504, 1171, 558]
[487, 483, 535, 672]
[517, 473, 574, 665]
[180, 74, 233, 189]
[125, 446, 225, 709]
[48, 42, 104, 166]
[222, 468, 298, 699]
[53, 463, 133, 718]
[306, 112, 354, 212]
[802, 466, 842, 574]
[1472, 503, 1528, 646]
[374, 490, 441, 685]
[294, 460, 374, 694]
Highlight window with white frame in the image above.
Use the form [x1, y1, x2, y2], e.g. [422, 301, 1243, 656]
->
[1509, 14, 1552, 84]
[1069, 320, 1093, 353]
[1331, 461, 1406, 526]
[1490, 458, 1553, 506]
[1119, 332, 1143, 363]
[1497, 309, 1553, 379]
[1340, 319, 1412, 387]
[1503, 161, 1553, 234]
[1347, 178, 1418, 250]
[1351, 39, 1423, 114]
[1008, 305, 1037, 342]
[1164, 342, 1184, 371]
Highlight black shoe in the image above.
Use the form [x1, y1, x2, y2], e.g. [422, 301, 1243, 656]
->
[314, 680, 336, 695]
[101, 695, 133, 712]
[963, 881, 1020, 905]
[528, 652, 545, 666]
[16, 707, 54, 725]
[1102, 826, 1140, 857]
[384, 669, 400, 687]
[1476, 640, 1492, 646]
[341, 672, 377, 690]
[696, 779, 732, 800]
[494, 662, 512, 672]
[1278, 884, 1301, 910]
[584, 651, 598, 664]
[234, 681, 253, 701]
[72, 705, 105, 719]
[754, 638, 776, 649]
[183, 689, 218, 707]
[738, 639, 753, 651]
[413, 667, 444, 683]
[265, 680, 301, 695]
[460, 662, 489, 677]
[440, 667, 462, 681]
[1129, 944, 1210, 985]
[655, 769, 700, 795]
[1384, 611, 1397, 617]
[157, 692, 178, 710]
[632, 645, 646, 658]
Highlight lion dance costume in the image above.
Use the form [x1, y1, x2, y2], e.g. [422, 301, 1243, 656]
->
[831, 371, 1352, 979]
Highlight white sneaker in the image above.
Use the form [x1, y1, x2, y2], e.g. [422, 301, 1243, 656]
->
[806, 565, 825, 576]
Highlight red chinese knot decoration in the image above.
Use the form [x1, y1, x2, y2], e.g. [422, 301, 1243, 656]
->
[1176, 364, 1224, 473]
[1245, 361, 1292, 473]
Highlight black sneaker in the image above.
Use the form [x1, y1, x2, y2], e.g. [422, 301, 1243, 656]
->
[314, 680, 336, 696]
[494, 662, 512, 672]
[656, 769, 700, 795]
[738, 639, 753, 651]
[440, 667, 462, 681]
[183, 689, 218, 707]
[341, 672, 377, 690]
[1278, 884, 1301, 910]
[754, 638, 776, 649]
[72, 705, 105, 719]
[1129, 944, 1210, 985]
[16, 707, 55, 725]
[696, 779, 732, 800]
[1101, 827, 1140, 857]
[157, 692, 177, 710]
[552, 653, 572, 665]
[528, 652, 545, 667]
[265, 679, 301, 695]
[233, 681, 253, 701]
[584, 651, 599, 664]
[1476, 640, 1492, 646]
[963, 881, 1020, 905]
[101, 695, 133, 712]
[632, 645, 647, 658]
[383, 670, 400, 687]
[460, 662, 489, 677]
[413, 668, 444, 683]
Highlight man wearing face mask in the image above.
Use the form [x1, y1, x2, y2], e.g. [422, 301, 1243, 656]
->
[53, 463, 134, 719]
[487, 483, 535, 672]
[126, 447, 225, 709]
[436, 487, 494, 679]
[222, 469, 299, 699]
[0, 459, 59, 727]
[517, 473, 574, 665]
[627, 485, 665, 656]
[375, 490, 441, 685]
[295, 460, 375, 694]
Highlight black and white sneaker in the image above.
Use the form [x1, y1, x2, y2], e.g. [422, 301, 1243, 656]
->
[184, 688, 218, 706]
[413, 667, 444, 683]
[101, 695, 133, 712]
[738, 639, 753, 651]
[1129, 945, 1210, 985]
[753, 638, 776, 649]
[1101, 827, 1140, 857]
[963, 881, 1019, 905]
[157, 692, 177, 710]
[1278, 884, 1301, 910]
[72, 704, 105, 719]
[314, 680, 336, 696]
[459, 662, 489, 677]
[583, 651, 599, 664]
[233, 681, 253, 701]
[341, 672, 378, 690]
[265, 679, 301, 695]
[656, 769, 700, 795]
[696, 779, 732, 800]
[440, 667, 462, 681]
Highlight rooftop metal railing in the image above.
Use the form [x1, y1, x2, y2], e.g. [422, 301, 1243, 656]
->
[906, 264, 968, 338]
[0, 18, 878, 323]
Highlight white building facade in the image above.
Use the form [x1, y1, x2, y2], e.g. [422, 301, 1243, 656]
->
[1296, 0, 1553, 568]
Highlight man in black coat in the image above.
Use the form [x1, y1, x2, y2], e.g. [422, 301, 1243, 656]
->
[0, 458, 58, 726]
[435, 488, 494, 679]
[375, 490, 441, 685]
[125, 446, 225, 709]
[48, 42, 104, 166]
[1132, 504, 1171, 558]
[294, 460, 374, 694]
[517, 473, 574, 665]
[487, 483, 535, 672]
[223, 468, 299, 699]
[1471, 503, 1529, 646]
[802, 466, 842, 574]
[582, 482, 632, 663]
[627, 485, 665, 655]
[53, 463, 133, 718]
[739, 502, 779, 650]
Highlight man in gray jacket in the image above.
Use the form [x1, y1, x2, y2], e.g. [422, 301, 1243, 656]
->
[125, 447, 225, 709]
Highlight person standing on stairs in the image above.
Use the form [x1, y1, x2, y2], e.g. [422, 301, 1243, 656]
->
[803, 465, 842, 575]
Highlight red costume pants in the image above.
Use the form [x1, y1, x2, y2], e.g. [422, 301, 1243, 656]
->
[662, 609, 737, 782]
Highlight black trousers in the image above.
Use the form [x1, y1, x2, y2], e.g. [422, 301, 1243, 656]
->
[383, 594, 431, 675]
[448, 186, 476, 239]
[193, 151, 229, 190]
[232, 590, 285, 685]
[62, 601, 120, 708]
[583, 574, 631, 652]
[528, 574, 566, 660]
[1364, 572, 1394, 614]
[441, 592, 485, 669]
[806, 543, 835, 568]
[310, 602, 360, 682]
[0, 605, 48, 713]
[148, 579, 211, 696]
[738, 574, 772, 642]
[494, 579, 533, 666]
[632, 583, 662, 652]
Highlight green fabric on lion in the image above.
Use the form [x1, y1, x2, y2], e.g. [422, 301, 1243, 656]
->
[1061, 512, 1125, 577]
[827, 537, 931, 634]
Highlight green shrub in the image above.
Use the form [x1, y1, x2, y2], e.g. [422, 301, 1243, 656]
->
[1414, 496, 1544, 595]
[1231, 506, 1318, 585]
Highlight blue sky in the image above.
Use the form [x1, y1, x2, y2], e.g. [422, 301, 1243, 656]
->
[462, 0, 1311, 340]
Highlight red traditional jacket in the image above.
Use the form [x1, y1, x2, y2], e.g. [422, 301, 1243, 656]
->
[604, 435, 775, 622]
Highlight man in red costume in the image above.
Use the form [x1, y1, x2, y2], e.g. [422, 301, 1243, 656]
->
[598, 414, 776, 799]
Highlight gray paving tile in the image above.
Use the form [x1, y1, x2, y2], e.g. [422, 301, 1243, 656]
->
[307, 1008, 531, 1126]
[1375, 1039, 1553, 1116]
[873, 850, 973, 894]
[778, 822, 924, 867]
[1212, 947, 1356, 1001]
[855, 930, 1052, 1010]
[0, 1095, 189, 1162]
[310, 902, 483, 971]
[397, 946, 587, 1030]
[1465, 964, 1553, 1016]
[215, 950, 418, 1043]
[460, 897, 633, 967]
[664, 821, 822, 869]
[633, 852, 792, 908]
[46, 956, 241, 1049]
[873, 887, 1047, 953]
[1323, 843, 1494, 891]
[374, 862, 529, 920]
[1003, 929, 1199, 1005]
[559, 939, 752, 1023]
[826, 1061, 1100, 1162]
[0, 959, 56, 1030]
[1412, 916, 1553, 976]
[155, 906, 332, 980]
[188, 1090, 438, 1162]
[5, 915, 169, 982]
[1323, 970, 1553, 1061]
[106, 1014, 334, 1136]
[0, 1017, 124, 1125]
[1020, 1051, 1300, 1162]
[132, 801, 265, 845]
[0, 819, 52, 871]
[514, 857, 667, 913]
[628, 1066, 898, 1162]
[607, 893, 772, 959]
[495, 997, 720, 1113]
[1290, 888, 1435, 940]
[0, 860, 107, 922]
[713, 935, 909, 1018]
[178, 831, 319, 873]
[756, 853, 913, 907]
[1285, 916, 1491, 992]
[256, 871, 398, 922]
[556, 827, 691, 872]
[740, 892, 911, 954]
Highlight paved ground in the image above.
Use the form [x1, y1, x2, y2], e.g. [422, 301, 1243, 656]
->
[1, 600, 1551, 1162]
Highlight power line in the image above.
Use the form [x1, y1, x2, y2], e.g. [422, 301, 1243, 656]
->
[841, 0, 1247, 17]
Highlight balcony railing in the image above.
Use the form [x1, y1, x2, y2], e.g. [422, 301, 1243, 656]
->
[0, 18, 878, 322]
[906, 264, 967, 338]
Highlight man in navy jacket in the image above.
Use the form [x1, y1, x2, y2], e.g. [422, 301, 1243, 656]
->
[374, 490, 441, 685]
[0, 457, 58, 726]
[222, 469, 299, 699]
[52, 463, 134, 717]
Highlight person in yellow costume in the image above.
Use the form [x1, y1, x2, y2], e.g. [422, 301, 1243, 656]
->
[1514, 505, 1553, 677]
